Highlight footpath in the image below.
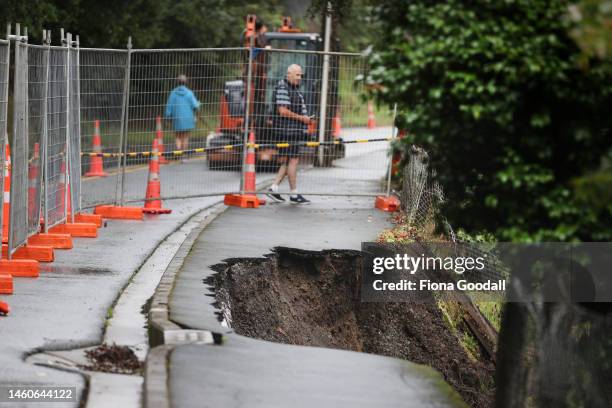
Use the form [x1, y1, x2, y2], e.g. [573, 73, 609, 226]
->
[149, 194, 467, 408]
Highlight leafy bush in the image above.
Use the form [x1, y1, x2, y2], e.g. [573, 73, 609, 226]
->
[370, 0, 612, 241]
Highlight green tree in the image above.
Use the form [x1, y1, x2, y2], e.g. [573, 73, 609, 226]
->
[371, 0, 612, 241]
[0, 0, 283, 48]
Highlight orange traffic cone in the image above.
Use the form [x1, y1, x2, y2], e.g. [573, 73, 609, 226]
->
[332, 114, 342, 137]
[367, 101, 377, 129]
[0, 299, 9, 315]
[143, 138, 171, 214]
[85, 120, 109, 177]
[224, 131, 265, 208]
[243, 132, 257, 193]
[156, 116, 168, 164]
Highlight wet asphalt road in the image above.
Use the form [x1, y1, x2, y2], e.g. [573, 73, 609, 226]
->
[0, 126, 399, 407]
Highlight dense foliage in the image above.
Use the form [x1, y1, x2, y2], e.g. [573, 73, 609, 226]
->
[0, 0, 285, 48]
[370, 0, 612, 241]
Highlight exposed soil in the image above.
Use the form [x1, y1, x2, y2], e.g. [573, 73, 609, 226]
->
[207, 247, 495, 408]
[81, 343, 143, 375]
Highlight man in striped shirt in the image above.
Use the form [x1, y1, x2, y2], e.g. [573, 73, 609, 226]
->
[267, 64, 312, 204]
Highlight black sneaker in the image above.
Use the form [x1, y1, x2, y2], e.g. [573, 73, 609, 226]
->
[290, 194, 310, 204]
[266, 189, 285, 202]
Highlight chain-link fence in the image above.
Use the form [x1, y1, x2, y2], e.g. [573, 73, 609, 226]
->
[401, 146, 612, 406]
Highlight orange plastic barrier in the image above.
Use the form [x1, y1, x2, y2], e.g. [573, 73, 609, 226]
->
[0, 259, 40, 277]
[28, 233, 73, 249]
[94, 205, 143, 220]
[2, 244, 54, 263]
[0, 273, 13, 294]
[375, 195, 400, 212]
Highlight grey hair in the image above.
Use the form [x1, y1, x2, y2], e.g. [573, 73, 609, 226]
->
[287, 64, 302, 74]
[177, 74, 187, 84]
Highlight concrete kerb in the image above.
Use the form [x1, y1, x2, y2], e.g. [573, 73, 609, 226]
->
[148, 202, 228, 347]
[144, 345, 174, 408]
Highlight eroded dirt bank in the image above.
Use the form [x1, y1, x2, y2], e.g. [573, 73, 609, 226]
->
[207, 247, 495, 408]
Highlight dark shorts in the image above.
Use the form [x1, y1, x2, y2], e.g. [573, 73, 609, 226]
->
[276, 133, 303, 158]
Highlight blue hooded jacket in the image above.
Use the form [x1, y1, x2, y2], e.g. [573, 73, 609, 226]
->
[164, 85, 200, 131]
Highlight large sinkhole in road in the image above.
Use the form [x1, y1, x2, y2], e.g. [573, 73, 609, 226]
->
[207, 247, 494, 408]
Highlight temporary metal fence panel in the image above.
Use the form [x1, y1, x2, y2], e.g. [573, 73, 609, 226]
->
[25, 44, 49, 237]
[68, 40, 81, 216]
[251, 49, 394, 198]
[44, 45, 69, 231]
[74, 47, 395, 206]
[9, 40, 29, 254]
[0, 40, 9, 241]
[79, 48, 129, 209]
[120, 48, 246, 204]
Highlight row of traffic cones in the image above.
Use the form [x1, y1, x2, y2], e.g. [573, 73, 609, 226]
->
[85, 116, 170, 178]
[2, 119, 175, 316]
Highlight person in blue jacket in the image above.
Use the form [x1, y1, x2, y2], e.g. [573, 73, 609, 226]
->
[165, 74, 200, 153]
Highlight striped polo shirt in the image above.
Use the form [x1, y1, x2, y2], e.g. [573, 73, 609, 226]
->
[272, 78, 308, 137]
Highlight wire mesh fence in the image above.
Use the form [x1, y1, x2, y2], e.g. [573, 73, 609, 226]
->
[9, 40, 29, 254]
[44, 45, 69, 231]
[247, 48, 393, 198]
[68, 39, 81, 217]
[26, 44, 48, 238]
[79, 48, 129, 209]
[0, 40, 9, 239]
[119, 48, 248, 204]
[3, 33, 396, 249]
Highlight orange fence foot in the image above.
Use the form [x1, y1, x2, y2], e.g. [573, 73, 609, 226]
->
[49, 223, 97, 238]
[0, 273, 13, 294]
[0, 300, 9, 315]
[224, 194, 265, 208]
[94, 205, 144, 220]
[3, 244, 54, 263]
[375, 195, 400, 212]
[28, 233, 73, 249]
[0, 259, 40, 277]
[70, 213, 103, 227]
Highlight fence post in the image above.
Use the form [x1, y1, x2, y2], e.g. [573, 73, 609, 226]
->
[8, 23, 28, 258]
[73, 35, 82, 215]
[38, 30, 50, 234]
[239, 34, 255, 195]
[117, 36, 132, 207]
[0, 24, 10, 245]
[317, 2, 332, 167]
[385, 103, 398, 197]
[63, 31, 71, 223]
[42, 30, 52, 232]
